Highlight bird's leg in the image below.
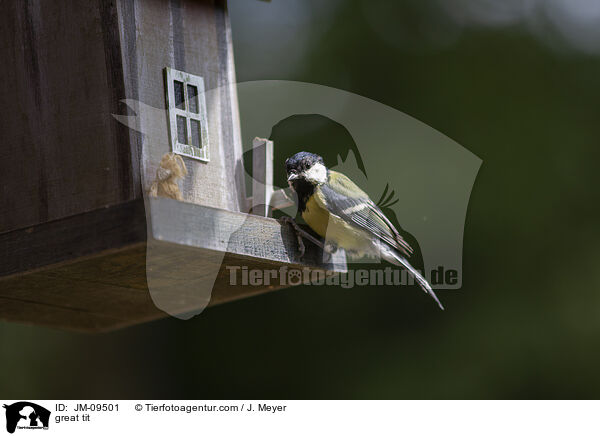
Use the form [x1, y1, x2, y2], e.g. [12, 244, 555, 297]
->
[279, 216, 327, 260]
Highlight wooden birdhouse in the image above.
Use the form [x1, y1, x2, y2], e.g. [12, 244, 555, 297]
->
[0, 0, 345, 332]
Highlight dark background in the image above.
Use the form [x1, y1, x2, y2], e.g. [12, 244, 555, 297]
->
[2, 0, 599, 398]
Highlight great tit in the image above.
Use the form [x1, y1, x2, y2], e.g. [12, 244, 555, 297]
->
[285, 151, 443, 310]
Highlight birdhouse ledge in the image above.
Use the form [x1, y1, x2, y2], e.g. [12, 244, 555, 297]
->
[148, 197, 346, 271]
[0, 197, 346, 332]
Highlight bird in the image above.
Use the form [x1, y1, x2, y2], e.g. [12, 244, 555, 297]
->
[283, 151, 444, 310]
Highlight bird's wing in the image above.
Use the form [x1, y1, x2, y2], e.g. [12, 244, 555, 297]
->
[321, 171, 413, 256]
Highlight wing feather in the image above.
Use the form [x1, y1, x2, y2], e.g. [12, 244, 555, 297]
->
[322, 171, 413, 256]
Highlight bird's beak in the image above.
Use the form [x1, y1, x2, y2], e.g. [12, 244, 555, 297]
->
[287, 173, 299, 181]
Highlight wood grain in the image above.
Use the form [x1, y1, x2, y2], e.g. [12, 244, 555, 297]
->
[0, 0, 139, 234]
[0, 198, 346, 332]
[251, 138, 274, 216]
[120, 0, 248, 212]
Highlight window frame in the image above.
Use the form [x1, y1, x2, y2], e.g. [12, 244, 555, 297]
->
[164, 67, 210, 162]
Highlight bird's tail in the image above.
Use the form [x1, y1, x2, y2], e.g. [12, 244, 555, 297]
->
[385, 251, 444, 310]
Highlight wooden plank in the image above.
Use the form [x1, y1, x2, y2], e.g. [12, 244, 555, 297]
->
[0, 243, 159, 332]
[270, 188, 295, 211]
[117, 0, 143, 190]
[0, 0, 138, 234]
[121, 0, 248, 213]
[0, 197, 344, 281]
[148, 197, 346, 269]
[214, 0, 248, 211]
[0, 243, 335, 332]
[0, 197, 346, 332]
[0, 199, 146, 278]
[38, 243, 149, 291]
[0, 297, 137, 333]
[0, 272, 152, 322]
[0, 242, 342, 333]
[99, 0, 138, 200]
[251, 137, 274, 216]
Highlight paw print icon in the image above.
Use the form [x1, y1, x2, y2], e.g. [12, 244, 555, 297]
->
[287, 269, 303, 286]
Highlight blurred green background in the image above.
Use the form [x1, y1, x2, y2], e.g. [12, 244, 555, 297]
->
[2, 0, 600, 399]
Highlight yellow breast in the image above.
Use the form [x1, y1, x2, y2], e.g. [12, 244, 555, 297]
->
[301, 188, 370, 253]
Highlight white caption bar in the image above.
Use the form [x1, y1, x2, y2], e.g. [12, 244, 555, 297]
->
[1, 400, 598, 435]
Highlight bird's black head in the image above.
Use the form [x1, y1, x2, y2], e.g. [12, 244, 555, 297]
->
[285, 151, 327, 211]
[285, 151, 326, 184]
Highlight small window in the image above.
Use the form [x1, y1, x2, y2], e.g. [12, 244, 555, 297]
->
[164, 67, 210, 162]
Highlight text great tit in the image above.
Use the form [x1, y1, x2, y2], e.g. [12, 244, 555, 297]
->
[285, 151, 443, 310]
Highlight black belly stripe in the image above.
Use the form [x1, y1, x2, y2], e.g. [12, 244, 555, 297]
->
[291, 179, 315, 213]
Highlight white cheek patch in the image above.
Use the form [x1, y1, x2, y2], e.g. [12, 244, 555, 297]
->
[304, 163, 327, 184]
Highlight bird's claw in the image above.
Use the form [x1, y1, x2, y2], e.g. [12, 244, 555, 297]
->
[279, 216, 335, 263]
[279, 216, 306, 259]
[280, 216, 334, 262]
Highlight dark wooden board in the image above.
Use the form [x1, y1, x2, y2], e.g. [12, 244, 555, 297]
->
[0, 199, 146, 278]
[0, 0, 138, 234]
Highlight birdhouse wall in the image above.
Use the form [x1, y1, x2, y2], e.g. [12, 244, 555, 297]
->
[0, 0, 246, 239]
[0, 0, 139, 235]
[117, 0, 247, 212]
